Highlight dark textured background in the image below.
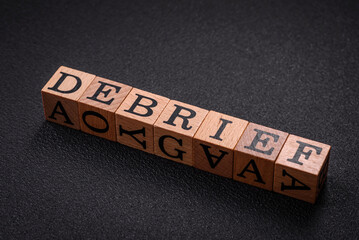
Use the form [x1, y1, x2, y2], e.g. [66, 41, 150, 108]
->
[1, 0, 359, 239]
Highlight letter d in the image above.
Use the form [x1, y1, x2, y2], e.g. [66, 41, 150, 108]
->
[48, 72, 82, 94]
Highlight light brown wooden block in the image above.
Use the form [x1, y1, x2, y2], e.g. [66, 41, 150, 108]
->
[154, 100, 208, 166]
[273, 134, 331, 203]
[115, 88, 170, 153]
[41, 66, 96, 129]
[78, 77, 132, 141]
[233, 123, 289, 190]
[193, 111, 248, 178]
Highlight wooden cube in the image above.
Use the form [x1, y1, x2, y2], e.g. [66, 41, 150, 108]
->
[154, 100, 208, 166]
[115, 88, 170, 153]
[233, 123, 289, 190]
[273, 135, 331, 203]
[41, 66, 96, 129]
[193, 111, 248, 178]
[78, 77, 132, 141]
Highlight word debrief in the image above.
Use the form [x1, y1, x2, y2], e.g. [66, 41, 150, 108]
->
[41, 66, 331, 203]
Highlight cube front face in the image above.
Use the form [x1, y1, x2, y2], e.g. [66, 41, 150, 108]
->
[115, 88, 170, 153]
[41, 66, 96, 129]
[193, 111, 248, 178]
[78, 76, 132, 141]
[154, 100, 208, 166]
[233, 123, 289, 190]
[273, 135, 331, 203]
[78, 104, 118, 141]
[154, 127, 193, 165]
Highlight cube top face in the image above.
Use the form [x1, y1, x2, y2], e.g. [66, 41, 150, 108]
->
[41, 66, 96, 100]
[235, 123, 289, 161]
[194, 111, 248, 150]
[78, 76, 132, 113]
[154, 100, 209, 137]
[116, 88, 170, 124]
[275, 134, 331, 175]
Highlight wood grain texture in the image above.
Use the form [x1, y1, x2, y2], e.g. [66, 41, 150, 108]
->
[193, 111, 248, 178]
[115, 88, 170, 153]
[154, 100, 208, 166]
[233, 123, 289, 190]
[273, 134, 331, 203]
[41, 66, 96, 129]
[78, 77, 132, 141]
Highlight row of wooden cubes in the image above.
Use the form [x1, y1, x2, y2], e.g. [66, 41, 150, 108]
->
[41, 66, 331, 204]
